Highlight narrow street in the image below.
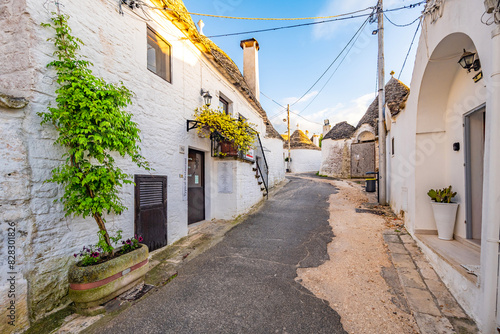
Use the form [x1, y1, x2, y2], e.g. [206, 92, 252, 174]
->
[95, 175, 347, 334]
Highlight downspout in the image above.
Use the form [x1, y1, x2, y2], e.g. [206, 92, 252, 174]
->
[481, 24, 500, 333]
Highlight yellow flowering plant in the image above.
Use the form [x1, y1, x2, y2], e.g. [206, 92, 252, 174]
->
[194, 105, 256, 155]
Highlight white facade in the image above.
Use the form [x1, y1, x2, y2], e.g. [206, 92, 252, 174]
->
[386, 1, 500, 331]
[320, 138, 352, 178]
[289, 149, 322, 173]
[0, 0, 284, 330]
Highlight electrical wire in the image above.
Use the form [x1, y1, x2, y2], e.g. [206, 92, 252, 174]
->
[204, 2, 425, 39]
[297, 18, 370, 115]
[398, 19, 421, 80]
[205, 13, 372, 39]
[289, 15, 372, 108]
[384, 13, 421, 27]
[184, 7, 373, 21]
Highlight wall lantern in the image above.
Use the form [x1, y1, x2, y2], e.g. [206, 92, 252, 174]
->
[458, 49, 481, 72]
[200, 89, 212, 106]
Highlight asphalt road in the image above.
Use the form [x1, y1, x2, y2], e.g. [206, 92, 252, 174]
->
[97, 175, 347, 334]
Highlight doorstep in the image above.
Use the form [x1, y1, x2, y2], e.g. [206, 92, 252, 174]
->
[415, 234, 480, 285]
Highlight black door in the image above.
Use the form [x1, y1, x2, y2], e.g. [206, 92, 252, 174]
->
[188, 149, 205, 224]
[134, 175, 167, 251]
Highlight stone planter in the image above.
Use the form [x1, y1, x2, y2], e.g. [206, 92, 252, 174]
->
[68, 244, 149, 315]
[430, 202, 459, 240]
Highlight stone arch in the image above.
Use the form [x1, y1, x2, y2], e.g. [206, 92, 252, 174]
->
[357, 130, 375, 142]
[414, 32, 484, 234]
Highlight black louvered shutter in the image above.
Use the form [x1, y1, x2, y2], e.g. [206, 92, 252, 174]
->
[135, 175, 167, 251]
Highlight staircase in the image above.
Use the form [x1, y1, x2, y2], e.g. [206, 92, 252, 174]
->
[254, 133, 269, 198]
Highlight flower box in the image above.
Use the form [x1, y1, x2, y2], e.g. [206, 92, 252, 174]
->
[68, 244, 149, 315]
[219, 140, 239, 157]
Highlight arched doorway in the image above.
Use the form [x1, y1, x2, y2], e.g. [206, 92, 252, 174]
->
[415, 32, 486, 243]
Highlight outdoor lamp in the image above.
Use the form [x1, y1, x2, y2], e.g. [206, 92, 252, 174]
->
[458, 49, 481, 72]
[200, 89, 212, 106]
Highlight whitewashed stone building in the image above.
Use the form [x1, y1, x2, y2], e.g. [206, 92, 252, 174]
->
[282, 128, 322, 173]
[0, 0, 284, 331]
[385, 0, 500, 331]
[320, 77, 409, 179]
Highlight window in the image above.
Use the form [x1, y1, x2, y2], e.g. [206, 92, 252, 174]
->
[147, 27, 171, 82]
[219, 96, 229, 115]
[391, 137, 395, 156]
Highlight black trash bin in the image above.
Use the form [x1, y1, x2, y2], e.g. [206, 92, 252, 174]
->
[365, 178, 376, 192]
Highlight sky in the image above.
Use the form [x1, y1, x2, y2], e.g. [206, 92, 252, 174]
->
[184, 0, 423, 136]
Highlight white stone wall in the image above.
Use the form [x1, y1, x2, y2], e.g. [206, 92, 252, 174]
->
[262, 137, 286, 188]
[0, 0, 284, 329]
[320, 138, 352, 178]
[386, 0, 497, 330]
[289, 149, 322, 173]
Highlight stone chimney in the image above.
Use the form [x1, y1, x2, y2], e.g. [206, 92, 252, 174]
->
[197, 20, 205, 36]
[323, 119, 331, 137]
[311, 134, 320, 146]
[240, 38, 260, 101]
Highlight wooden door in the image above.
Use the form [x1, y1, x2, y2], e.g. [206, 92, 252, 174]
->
[351, 141, 375, 178]
[134, 175, 167, 251]
[188, 149, 205, 224]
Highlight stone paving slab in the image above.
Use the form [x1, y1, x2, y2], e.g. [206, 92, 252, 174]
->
[391, 253, 417, 270]
[413, 313, 456, 334]
[425, 279, 467, 319]
[383, 231, 478, 333]
[405, 287, 442, 316]
[387, 242, 409, 254]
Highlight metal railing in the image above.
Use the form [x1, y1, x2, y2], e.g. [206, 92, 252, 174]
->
[254, 133, 269, 198]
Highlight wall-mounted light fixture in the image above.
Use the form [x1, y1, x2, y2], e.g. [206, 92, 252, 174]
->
[200, 89, 212, 106]
[458, 49, 481, 72]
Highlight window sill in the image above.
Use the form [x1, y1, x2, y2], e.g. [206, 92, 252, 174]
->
[416, 233, 480, 285]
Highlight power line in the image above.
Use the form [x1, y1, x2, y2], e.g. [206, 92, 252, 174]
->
[261, 91, 287, 109]
[206, 13, 371, 38]
[289, 15, 372, 108]
[297, 18, 370, 115]
[184, 7, 374, 21]
[204, 2, 426, 39]
[384, 13, 421, 27]
[398, 19, 421, 79]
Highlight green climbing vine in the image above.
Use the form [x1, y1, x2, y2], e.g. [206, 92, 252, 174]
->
[39, 13, 149, 251]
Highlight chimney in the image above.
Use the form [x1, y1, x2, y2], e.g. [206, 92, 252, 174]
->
[312, 134, 320, 146]
[323, 119, 331, 137]
[240, 38, 260, 101]
[305, 130, 309, 137]
[197, 20, 205, 36]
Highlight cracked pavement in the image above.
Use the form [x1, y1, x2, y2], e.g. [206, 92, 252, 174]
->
[95, 176, 346, 334]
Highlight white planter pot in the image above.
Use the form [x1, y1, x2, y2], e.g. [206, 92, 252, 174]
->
[430, 202, 459, 240]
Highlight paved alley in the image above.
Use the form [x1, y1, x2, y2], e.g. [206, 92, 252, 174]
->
[94, 176, 346, 334]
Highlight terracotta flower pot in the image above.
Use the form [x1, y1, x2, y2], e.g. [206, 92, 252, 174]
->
[68, 244, 149, 315]
[430, 202, 459, 240]
[220, 140, 238, 156]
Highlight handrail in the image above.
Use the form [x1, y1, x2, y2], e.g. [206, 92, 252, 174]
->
[255, 132, 269, 172]
[256, 158, 268, 199]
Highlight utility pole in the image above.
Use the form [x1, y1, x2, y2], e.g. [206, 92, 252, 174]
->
[377, 0, 387, 205]
[287, 104, 291, 172]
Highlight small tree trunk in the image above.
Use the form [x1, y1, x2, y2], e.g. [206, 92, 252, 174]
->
[93, 213, 112, 254]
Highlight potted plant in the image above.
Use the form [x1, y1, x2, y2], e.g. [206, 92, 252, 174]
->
[68, 233, 149, 315]
[193, 105, 255, 157]
[427, 186, 459, 240]
[40, 14, 150, 314]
